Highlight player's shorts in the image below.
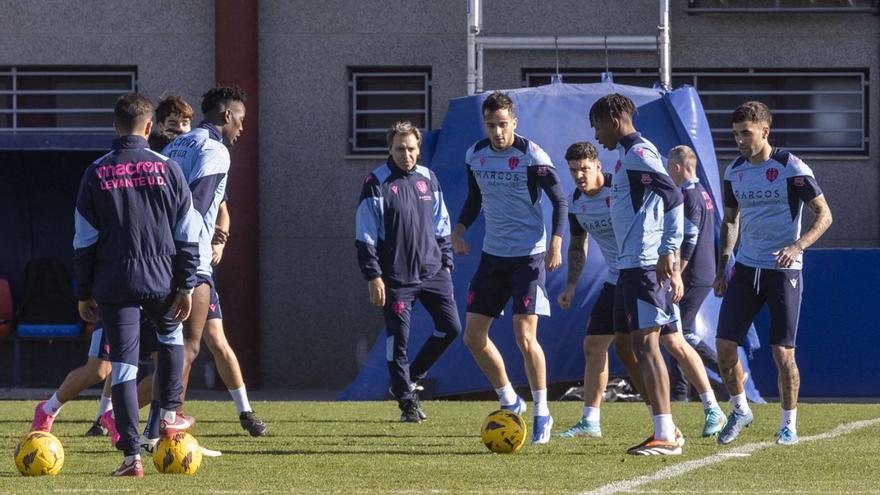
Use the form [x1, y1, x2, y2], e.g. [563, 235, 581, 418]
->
[207, 283, 223, 320]
[717, 263, 802, 347]
[88, 327, 111, 360]
[466, 252, 550, 317]
[613, 267, 678, 333]
[194, 274, 223, 320]
[586, 282, 616, 336]
[89, 314, 157, 361]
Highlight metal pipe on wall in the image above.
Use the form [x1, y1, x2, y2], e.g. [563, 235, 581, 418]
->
[466, 1, 669, 94]
[466, 0, 478, 95]
[659, 0, 672, 90]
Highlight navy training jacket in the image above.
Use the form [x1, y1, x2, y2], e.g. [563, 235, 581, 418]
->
[73, 135, 201, 303]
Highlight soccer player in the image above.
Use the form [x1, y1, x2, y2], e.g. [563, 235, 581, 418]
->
[452, 91, 568, 444]
[557, 142, 725, 440]
[556, 141, 648, 439]
[148, 94, 193, 151]
[155, 94, 193, 134]
[589, 93, 684, 455]
[665, 145, 725, 401]
[355, 121, 462, 422]
[714, 101, 832, 445]
[74, 92, 200, 476]
[162, 86, 267, 436]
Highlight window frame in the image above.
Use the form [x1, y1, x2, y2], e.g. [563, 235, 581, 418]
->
[348, 68, 431, 154]
[0, 66, 138, 134]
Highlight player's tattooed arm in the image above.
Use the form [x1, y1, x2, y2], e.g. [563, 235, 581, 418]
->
[566, 231, 588, 286]
[558, 231, 588, 310]
[714, 206, 740, 296]
[776, 195, 833, 268]
[799, 194, 833, 249]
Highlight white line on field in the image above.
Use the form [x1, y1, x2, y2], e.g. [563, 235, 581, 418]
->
[579, 417, 880, 495]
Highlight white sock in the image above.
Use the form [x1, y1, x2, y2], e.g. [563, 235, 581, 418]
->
[43, 394, 64, 416]
[646, 404, 654, 417]
[532, 389, 549, 416]
[652, 413, 676, 442]
[124, 454, 141, 464]
[730, 392, 751, 416]
[229, 386, 252, 415]
[160, 409, 176, 423]
[781, 408, 797, 432]
[495, 384, 517, 406]
[95, 394, 113, 421]
[699, 390, 718, 410]
[583, 406, 601, 423]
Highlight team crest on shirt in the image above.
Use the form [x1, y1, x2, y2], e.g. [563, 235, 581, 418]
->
[614, 160, 622, 173]
[634, 147, 645, 158]
[508, 157, 520, 170]
[766, 168, 779, 182]
[640, 173, 652, 185]
[416, 180, 428, 194]
[479, 157, 486, 167]
[793, 177, 805, 187]
[391, 184, 399, 194]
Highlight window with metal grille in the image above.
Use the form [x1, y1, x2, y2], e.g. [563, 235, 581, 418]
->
[349, 69, 430, 153]
[684, 0, 878, 14]
[524, 69, 869, 155]
[0, 67, 137, 133]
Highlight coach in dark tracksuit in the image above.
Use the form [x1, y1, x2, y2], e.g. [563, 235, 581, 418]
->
[667, 146, 723, 401]
[355, 121, 462, 423]
[74, 93, 201, 477]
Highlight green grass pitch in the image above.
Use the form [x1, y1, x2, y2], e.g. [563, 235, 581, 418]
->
[1, 400, 878, 494]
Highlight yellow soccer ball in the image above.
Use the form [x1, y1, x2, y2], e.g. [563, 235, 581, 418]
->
[480, 409, 527, 454]
[153, 433, 202, 475]
[14, 431, 64, 476]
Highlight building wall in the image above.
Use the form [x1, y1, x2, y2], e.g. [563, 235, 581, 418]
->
[0, 1, 215, 120]
[258, 0, 879, 389]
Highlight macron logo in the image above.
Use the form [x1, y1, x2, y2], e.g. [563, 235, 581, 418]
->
[789, 278, 798, 289]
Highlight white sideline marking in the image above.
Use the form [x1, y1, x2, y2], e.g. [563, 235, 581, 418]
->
[580, 417, 880, 495]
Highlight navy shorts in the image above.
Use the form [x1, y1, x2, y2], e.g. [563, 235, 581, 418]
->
[197, 274, 223, 320]
[90, 314, 157, 361]
[586, 282, 616, 336]
[466, 252, 550, 317]
[613, 267, 678, 333]
[208, 284, 223, 320]
[717, 263, 802, 347]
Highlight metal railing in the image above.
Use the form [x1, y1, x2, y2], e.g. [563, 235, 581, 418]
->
[524, 69, 868, 154]
[0, 68, 137, 133]
[349, 71, 430, 153]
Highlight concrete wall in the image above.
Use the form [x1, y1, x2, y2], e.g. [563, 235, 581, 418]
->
[0, 0, 215, 121]
[258, 0, 879, 389]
